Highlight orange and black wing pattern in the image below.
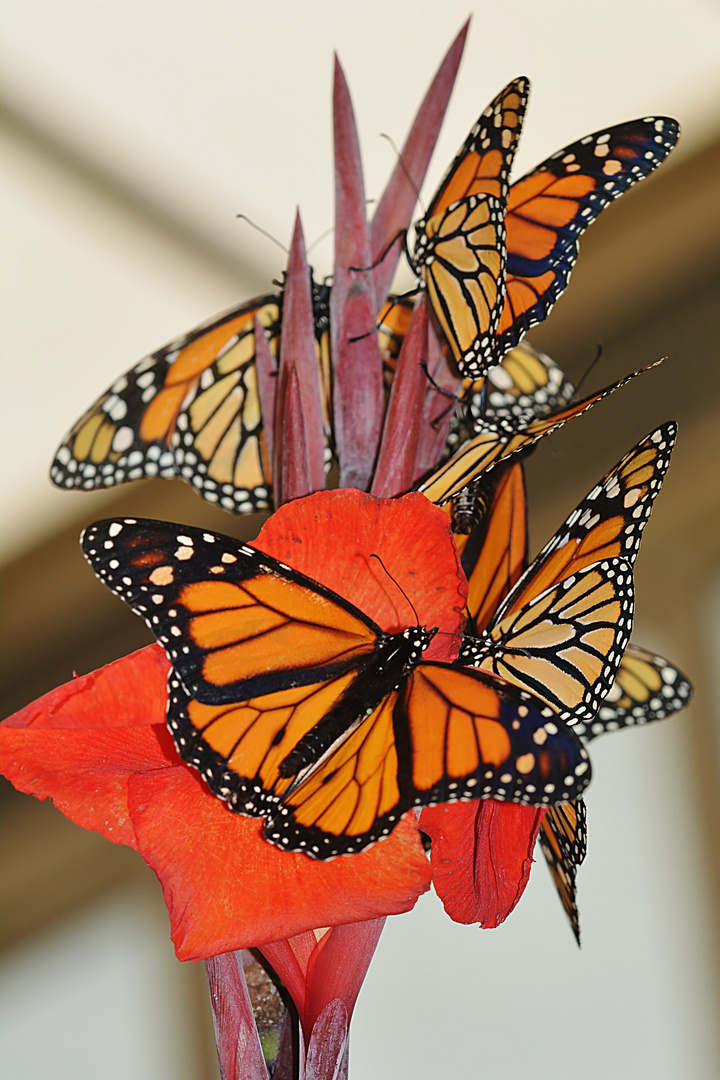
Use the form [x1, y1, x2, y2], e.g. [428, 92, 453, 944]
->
[574, 643, 693, 741]
[455, 463, 527, 627]
[423, 77, 529, 219]
[52, 282, 335, 513]
[457, 424, 677, 722]
[268, 662, 591, 856]
[81, 516, 591, 858]
[418, 362, 659, 505]
[496, 117, 679, 355]
[411, 78, 529, 379]
[539, 798, 587, 944]
[464, 340, 574, 433]
[51, 294, 282, 511]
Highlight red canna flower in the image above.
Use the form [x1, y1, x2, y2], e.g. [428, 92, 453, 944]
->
[0, 486, 547, 1079]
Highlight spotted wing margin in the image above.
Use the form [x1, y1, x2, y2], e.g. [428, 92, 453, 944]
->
[494, 118, 679, 356]
[573, 643, 693, 741]
[465, 341, 575, 431]
[81, 517, 382, 705]
[539, 798, 587, 945]
[264, 662, 591, 859]
[499, 422, 676, 616]
[418, 363, 661, 504]
[458, 558, 635, 724]
[425, 77, 529, 218]
[51, 294, 280, 511]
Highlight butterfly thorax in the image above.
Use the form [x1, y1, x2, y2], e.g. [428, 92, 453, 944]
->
[278, 625, 437, 779]
[456, 634, 487, 667]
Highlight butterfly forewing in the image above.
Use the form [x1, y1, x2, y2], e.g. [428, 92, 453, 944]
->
[496, 117, 680, 355]
[418, 364, 660, 505]
[425, 77, 529, 219]
[81, 519, 381, 705]
[459, 463, 528, 628]
[502, 422, 676, 614]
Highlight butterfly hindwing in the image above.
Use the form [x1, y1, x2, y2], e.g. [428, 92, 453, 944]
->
[417, 195, 507, 378]
[460, 557, 635, 723]
[574, 643, 693, 741]
[466, 340, 575, 432]
[266, 662, 591, 857]
[539, 798, 587, 944]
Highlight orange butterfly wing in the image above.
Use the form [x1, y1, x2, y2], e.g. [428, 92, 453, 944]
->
[51, 295, 281, 510]
[538, 798, 587, 944]
[271, 663, 590, 857]
[495, 117, 679, 354]
[457, 424, 676, 722]
[410, 78, 529, 378]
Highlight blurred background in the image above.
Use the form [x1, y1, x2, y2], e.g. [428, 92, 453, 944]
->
[1, 1, 719, 1077]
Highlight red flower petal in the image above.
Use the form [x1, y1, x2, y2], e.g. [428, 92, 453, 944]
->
[0, 645, 172, 847]
[128, 766, 430, 960]
[420, 800, 546, 927]
[2, 643, 168, 729]
[254, 488, 466, 661]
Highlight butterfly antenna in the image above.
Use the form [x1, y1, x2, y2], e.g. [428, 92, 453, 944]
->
[236, 214, 289, 255]
[379, 132, 427, 218]
[347, 287, 419, 344]
[572, 344, 604, 399]
[369, 553, 422, 627]
[421, 362, 461, 402]
[307, 224, 335, 255]
[349, 228, 409, 275]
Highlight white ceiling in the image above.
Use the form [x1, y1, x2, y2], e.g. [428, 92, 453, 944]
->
[2, 0, 720, 558]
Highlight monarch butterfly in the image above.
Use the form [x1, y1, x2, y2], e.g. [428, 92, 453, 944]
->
[80, 511, 591, 859]
[50, 282, 334, 514]
[410, 78, 528, 378]
[457, 431, 689, 939]
[574, 644, 693, 740]
[457, 423, 676, 721]
[410, 75, 678, 378]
